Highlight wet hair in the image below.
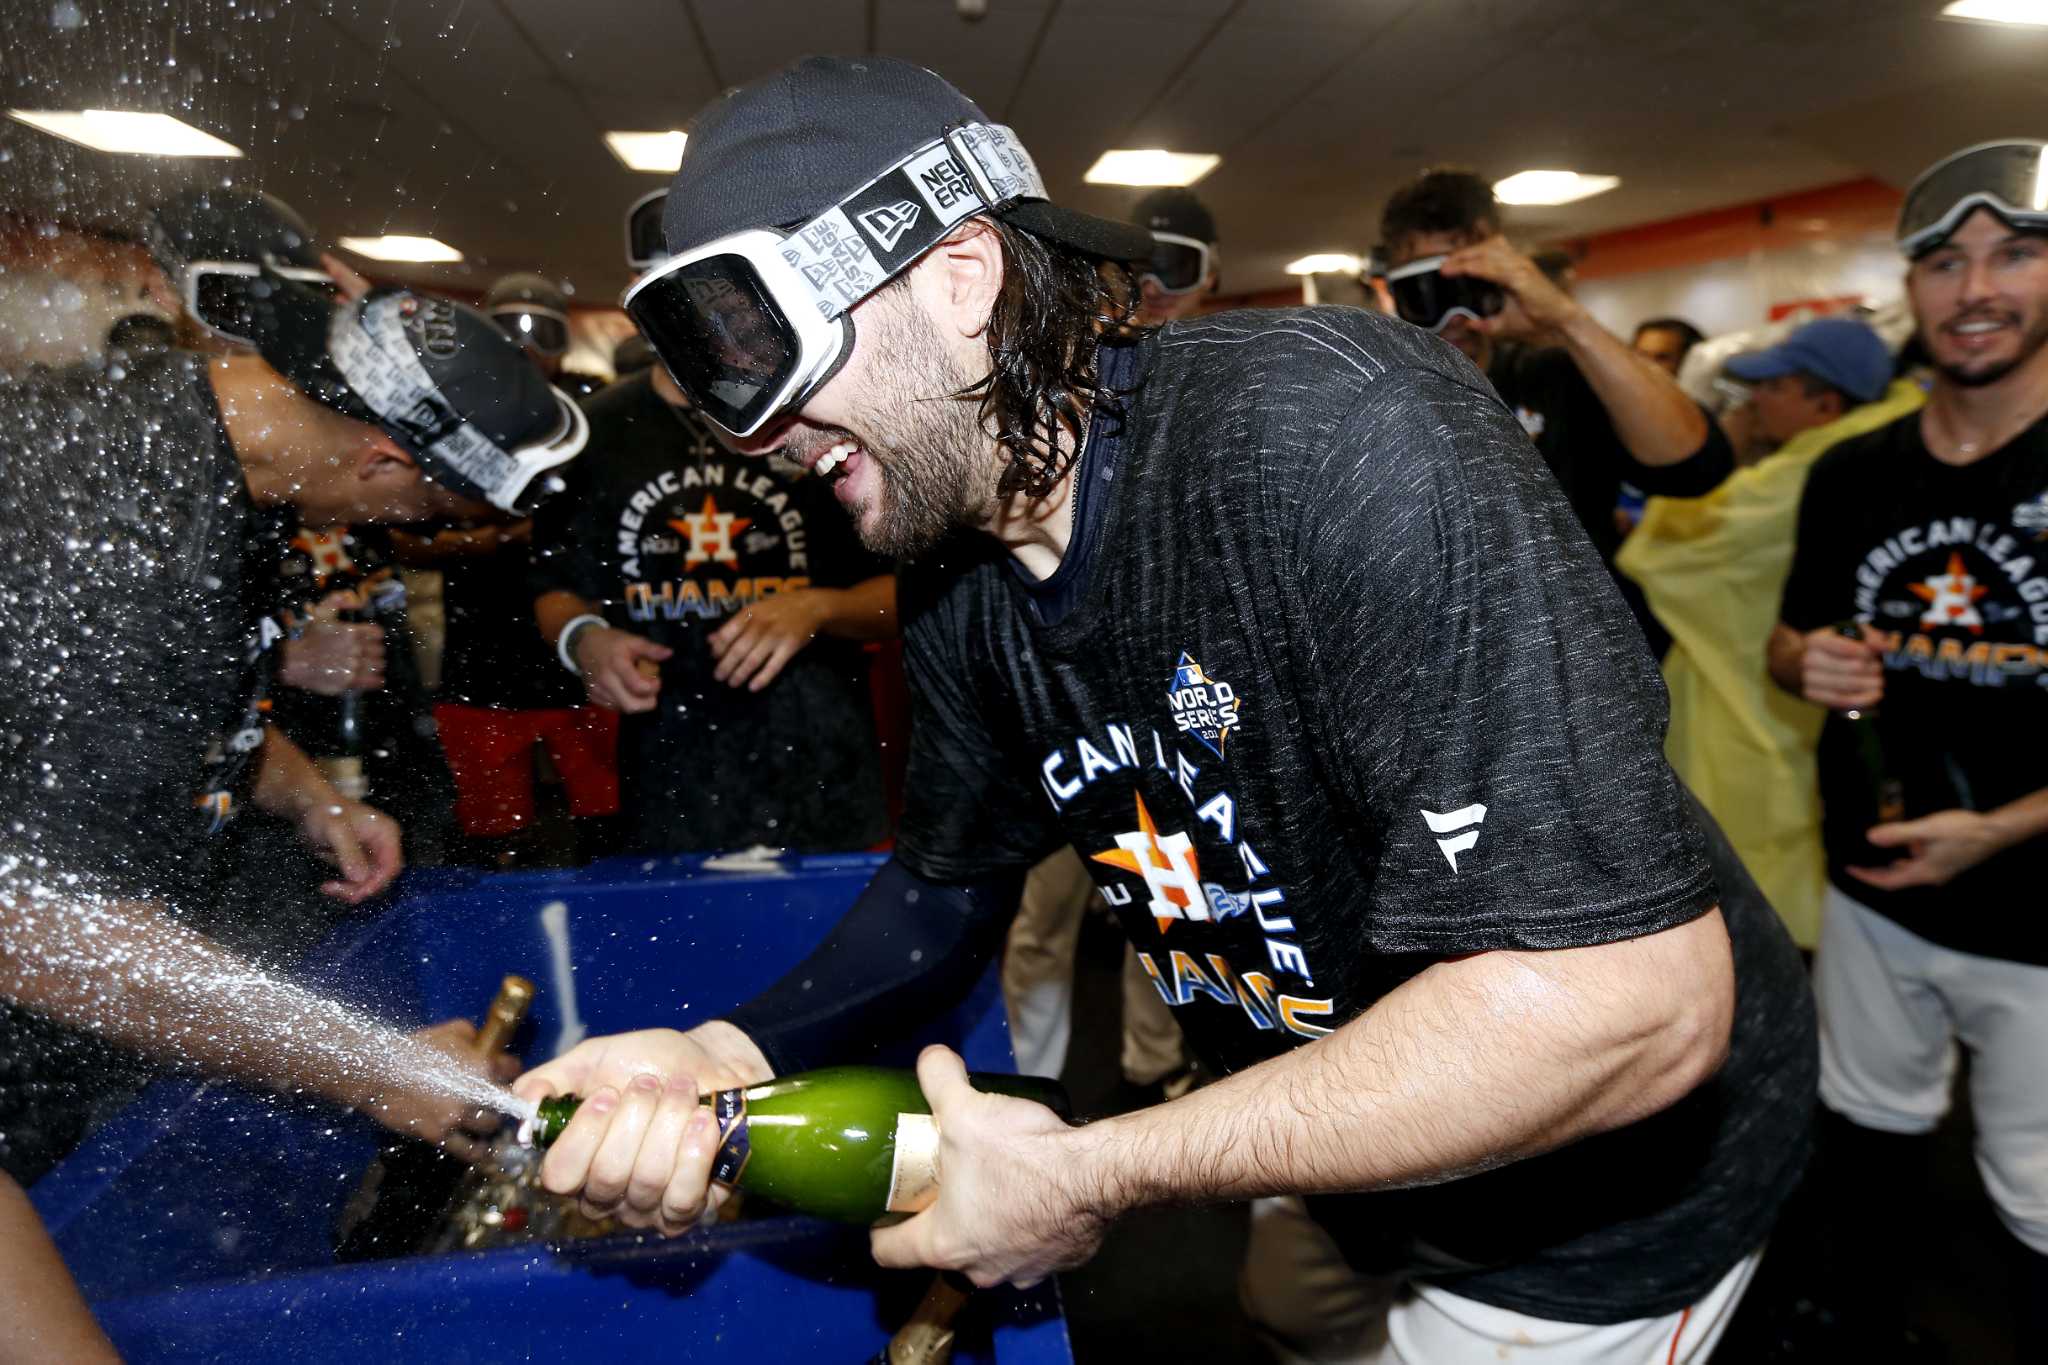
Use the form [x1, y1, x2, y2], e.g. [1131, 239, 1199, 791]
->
[1634, 317, 1705, 357]
[962, 218, 1145, 499]
[1379, 169, 1499, 254]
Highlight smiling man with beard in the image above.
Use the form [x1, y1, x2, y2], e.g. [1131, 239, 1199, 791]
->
[1767, 139, 2048, 1360]
[516, 58, 1814, 1364]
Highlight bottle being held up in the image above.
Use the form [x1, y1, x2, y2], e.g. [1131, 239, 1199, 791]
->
[525, 1066, 1070, 1225]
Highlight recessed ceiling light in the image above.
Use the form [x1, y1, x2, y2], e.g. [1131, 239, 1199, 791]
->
[6, 109, 242, 157]
[1285, 253, 1365, 276]
[605, 130, 688, 174]
[338, 235, 464, 264]
[1940, 0, 2048, 25]
[1493, 170, 1621, 206]
[1083, 149, 1220, 187]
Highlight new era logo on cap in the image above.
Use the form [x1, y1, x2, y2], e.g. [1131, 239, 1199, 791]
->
[856, 200, 922, 252]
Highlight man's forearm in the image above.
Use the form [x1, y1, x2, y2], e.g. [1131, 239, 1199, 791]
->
[812, 574, 898, 642]
[1766, 622, 1807, 697]
[252, 728, 337, 821]
[0, 874, 490, 1117]
[1067, 910, 1734, 1217]
[535, 588, 602, 649]
[1556, 309, 1710, 465]
[1988, 786, 2048, 851]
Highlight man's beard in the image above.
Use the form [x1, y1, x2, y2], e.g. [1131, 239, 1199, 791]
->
[841, 295, 992, 559]
[1928, 308, 2048, 388]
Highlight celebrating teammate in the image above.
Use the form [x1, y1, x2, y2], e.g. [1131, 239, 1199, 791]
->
[518, 57, 1815, 1363]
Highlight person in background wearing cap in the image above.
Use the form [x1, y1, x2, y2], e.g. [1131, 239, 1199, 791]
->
[1726, 315, 1896, 459]
[1132, 186, 1219, 324]
[398, 270, 622, 868]
[1610, 316, 1913, 959]
[1378, 170, 1735, 656]
[145, 186, 464, 949]
[516, 56, 1812, 1365]
[0, 276, 582, 1186]
[1000, 185, 1220, 1114]
[526, 193, 895, 857]
[1765, 139, 2048, 1361]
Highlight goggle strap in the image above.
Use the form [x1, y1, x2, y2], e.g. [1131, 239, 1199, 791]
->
[328, 295, 526, 505]
[778, 121, 1046, 322]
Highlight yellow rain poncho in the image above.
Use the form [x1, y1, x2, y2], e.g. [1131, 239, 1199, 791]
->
[1616, 380, 1926, 946]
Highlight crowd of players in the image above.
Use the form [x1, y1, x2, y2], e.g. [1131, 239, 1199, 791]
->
[0, 53, 2043, 1364]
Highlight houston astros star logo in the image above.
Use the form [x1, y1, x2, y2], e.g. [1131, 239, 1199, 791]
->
[1908, 551, 1989, 633]
[1091, 790, 1205, 933]
[670, 494, 752, 570]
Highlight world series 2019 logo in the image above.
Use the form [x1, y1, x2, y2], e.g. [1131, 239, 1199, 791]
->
[1167, 651, 1240, 759]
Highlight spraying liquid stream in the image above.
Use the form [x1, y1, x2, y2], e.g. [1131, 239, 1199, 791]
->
[0, 862, 536, 1136]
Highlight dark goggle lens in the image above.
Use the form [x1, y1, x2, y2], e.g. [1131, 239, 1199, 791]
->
[627, 256, 798, 434]
[1386, 264, 1504, 332]
[1145, 240, 1207, 293]
[492, 308, 570, 357]
[628, 194, 669, 270]
[195, 270, 336, 343]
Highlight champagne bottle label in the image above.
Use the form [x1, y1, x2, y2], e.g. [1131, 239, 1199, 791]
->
[886, 1113, 940, 1214]
[708, 1087, 751, 1187]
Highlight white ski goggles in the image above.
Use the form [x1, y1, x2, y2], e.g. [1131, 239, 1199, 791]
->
[1897, 140, 2048, 259]
[328, 293, 588, 514]
[186, 258, 337, 346]
[623, 121, 1045, 438]
[1141, 231, 1214, 294]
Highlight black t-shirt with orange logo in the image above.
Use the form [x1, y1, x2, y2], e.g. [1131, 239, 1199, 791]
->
[530, 373, 888, 854]
[893, 313, 1814, 1324]
[1781, 408, 2048, 963]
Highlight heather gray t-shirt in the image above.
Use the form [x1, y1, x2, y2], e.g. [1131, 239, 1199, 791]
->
[0, 354, 269, 1181]
[896, 309, 1815, 1322]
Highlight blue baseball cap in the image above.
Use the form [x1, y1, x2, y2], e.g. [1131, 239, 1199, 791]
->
[1725, 316, 1891, 405]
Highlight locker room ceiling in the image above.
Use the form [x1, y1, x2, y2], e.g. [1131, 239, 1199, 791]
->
[2, 0, 2045, 301]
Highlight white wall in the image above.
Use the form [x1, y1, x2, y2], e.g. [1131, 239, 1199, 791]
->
[1574, 228, 1908, 339]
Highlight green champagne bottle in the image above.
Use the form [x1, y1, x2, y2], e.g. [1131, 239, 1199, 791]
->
[524, 1066, 1068, 1223]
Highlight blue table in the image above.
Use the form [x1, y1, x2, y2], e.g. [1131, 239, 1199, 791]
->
[34, 854, 1072, 1364]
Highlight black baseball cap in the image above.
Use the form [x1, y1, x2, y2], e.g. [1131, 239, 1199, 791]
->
[662, 56, 1155, 265]
[143, 186, 322, 278]
[248, 279, 586, 513]
[1133, 188, 1218, 247]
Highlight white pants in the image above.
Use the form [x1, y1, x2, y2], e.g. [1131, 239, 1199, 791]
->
[1238, 1195, 1757, 1365]
[1815, 884, 2048, 1254]
[1001, 846, 1185, 1084]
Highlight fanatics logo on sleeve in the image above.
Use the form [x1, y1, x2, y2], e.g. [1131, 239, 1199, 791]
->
[1420, 803, 1487, 872]
[1167, 652, 1241, 759]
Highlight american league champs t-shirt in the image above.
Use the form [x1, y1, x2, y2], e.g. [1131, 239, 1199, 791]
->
[531, 373, 888, 853]
[1781, 407, 2048, 965]
[896, 310, 1815, 1323]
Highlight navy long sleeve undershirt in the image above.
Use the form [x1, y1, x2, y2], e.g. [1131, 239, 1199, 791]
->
[720, 855, 1023, 1076]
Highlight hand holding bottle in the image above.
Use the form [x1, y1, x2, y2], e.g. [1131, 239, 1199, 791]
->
[512, 1022, 774, 1235]
[1799, 622, 1884, 711]
[870, 1046, 1105, 1291]
[279, 588, 387, 696]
